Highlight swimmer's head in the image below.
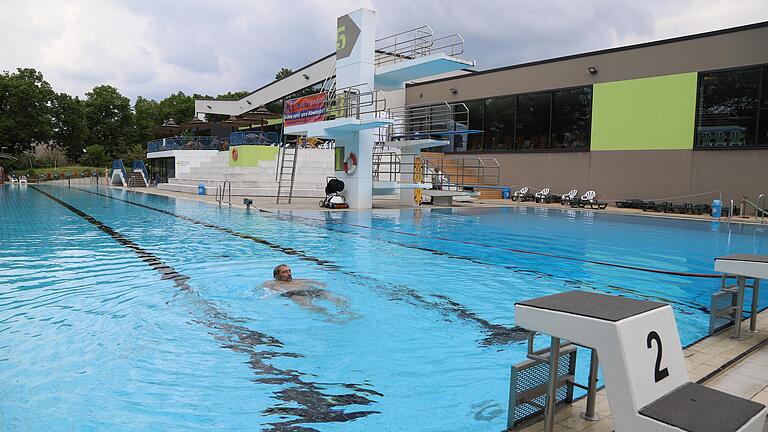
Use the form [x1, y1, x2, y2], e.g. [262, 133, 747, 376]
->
[273, 264, 292, 282]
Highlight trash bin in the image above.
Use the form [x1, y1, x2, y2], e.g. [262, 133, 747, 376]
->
[711, 199, 721, 218]
[198, 183, 206, 195]
[502, 187, 511, 199]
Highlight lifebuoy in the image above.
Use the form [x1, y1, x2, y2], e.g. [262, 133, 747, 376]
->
[231, 147, 239, 161]
[343, 152, 357, 175]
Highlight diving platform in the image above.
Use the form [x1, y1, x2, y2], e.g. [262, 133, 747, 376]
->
[375, 53, 475, 91]
[285, 116, 393, 139]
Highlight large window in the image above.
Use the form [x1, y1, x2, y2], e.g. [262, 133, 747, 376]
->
[450, 85, 592, 153]
[551, 87, 592, 150]
[695, 65, 768, 148]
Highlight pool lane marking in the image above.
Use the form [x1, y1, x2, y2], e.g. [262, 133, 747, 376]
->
[70, 186, 528, 346]
[264, 211, 727, 279]
[28, 186, 383, 427]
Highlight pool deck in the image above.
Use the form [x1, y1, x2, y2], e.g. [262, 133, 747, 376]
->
[517, 308, 768, 432]
[111, 183, 766, 225]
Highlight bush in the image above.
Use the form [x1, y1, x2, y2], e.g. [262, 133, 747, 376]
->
[80, 144, 107, 166]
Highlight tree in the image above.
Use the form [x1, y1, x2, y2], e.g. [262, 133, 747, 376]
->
[215, 91, 250, 101]
[158, 91, 194, 123]
[83, 85, 134, 159]
[80, 144, 107, 167]
[0, 68, 55, 154]
[275, 68, 293, 81]
[134, 96, 162, 144]
[51, 92, 87, 161]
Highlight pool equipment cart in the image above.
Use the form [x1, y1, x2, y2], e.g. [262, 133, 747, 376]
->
[320, 177, 348, 209]
[511, 291, 766, 432]
[712, 254, 766, 338]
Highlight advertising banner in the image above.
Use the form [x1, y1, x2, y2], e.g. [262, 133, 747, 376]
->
[284, 93, 327, 126]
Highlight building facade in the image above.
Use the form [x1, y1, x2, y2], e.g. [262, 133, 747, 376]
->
[406, 22, 768, 204]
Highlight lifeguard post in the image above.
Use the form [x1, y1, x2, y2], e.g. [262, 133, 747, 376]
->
[284, 8, 474, 209]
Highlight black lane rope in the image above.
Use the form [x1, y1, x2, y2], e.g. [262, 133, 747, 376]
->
[265, 211, 728, 279]
[29, 186, 381, 431]
[70, 186, 528, 346]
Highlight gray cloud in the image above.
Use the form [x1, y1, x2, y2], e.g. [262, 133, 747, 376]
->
[1, 0, 766, 102]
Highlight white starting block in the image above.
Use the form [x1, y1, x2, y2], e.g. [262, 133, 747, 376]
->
[515, 291, 766, 432]
[714, 254, 765, 338]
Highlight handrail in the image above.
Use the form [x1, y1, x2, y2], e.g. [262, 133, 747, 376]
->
[132, 160, 148, 182]
[381, 102, 470, 142]
[215, 181, 231, 206]
[374, 25, 465, 67]
[147, 136, 220, 153]
[743, 197, 768, 223]
[284, 84, 387, 125]
[758, 194, 766, 223]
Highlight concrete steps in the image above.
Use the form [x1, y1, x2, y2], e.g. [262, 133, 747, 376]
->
[158, 182, 324, 198]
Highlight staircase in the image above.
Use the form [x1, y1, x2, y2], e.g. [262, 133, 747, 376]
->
[127, 171, 148, 188]
[421, 152, 502, 199]
[157, 148, 332, 198]
[276, 145, 298, 203]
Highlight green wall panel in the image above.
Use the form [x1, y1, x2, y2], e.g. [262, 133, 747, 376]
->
[591, 72, 697, 151]
[229, 145, 279, 167]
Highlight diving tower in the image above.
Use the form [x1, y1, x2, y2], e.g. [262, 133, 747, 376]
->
[283, 8, 475, 209]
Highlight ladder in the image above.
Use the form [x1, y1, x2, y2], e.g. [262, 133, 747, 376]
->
[276, 145, 298, 204]
[372, 142, 385, 180]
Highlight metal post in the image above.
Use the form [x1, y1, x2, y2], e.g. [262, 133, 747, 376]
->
[750, 279, 760, 332]
[733, 275, 746, 339]
[581, 349, 600, 421]
[543, 336, 560, 432]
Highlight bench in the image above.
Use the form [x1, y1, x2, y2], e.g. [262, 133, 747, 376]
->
[422, 189, 478, 206]
[514, 291, 766, 432]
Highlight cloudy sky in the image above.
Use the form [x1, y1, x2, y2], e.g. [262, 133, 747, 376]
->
[2, 0, 767, 102]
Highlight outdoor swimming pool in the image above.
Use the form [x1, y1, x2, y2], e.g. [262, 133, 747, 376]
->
[2, 184, 767, 431]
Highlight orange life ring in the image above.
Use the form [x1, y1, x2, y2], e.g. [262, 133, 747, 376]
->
[343, 152, 357, 175]
[231, 147, 239, 161]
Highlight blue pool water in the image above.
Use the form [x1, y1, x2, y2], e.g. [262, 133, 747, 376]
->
[1, 184, 767, 431]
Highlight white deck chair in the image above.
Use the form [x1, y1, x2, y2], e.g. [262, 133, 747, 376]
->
[534, 187, 550, 202]
[560, 189, 577, 205]
[512, 186, 529, 201]
[9, 175, 18, 184]
[19, 175, 28, 184]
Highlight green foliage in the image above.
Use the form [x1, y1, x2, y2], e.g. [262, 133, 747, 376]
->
[51, 92, 87, 161]
[84, 85, 134, 159]
[215, 91, 250, 101]
[80, 144, 107, 166]
[0, 68, 56, 153]
[275, 68, 293, 81]
[158, 91, 194, 122]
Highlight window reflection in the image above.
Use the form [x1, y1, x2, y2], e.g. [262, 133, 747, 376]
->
[552, 87, 592, 150]
[695, 66, 761, 148]
[516, 93, 551, 151]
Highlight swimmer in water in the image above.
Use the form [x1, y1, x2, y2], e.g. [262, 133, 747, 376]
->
[262, 264, 349, 316]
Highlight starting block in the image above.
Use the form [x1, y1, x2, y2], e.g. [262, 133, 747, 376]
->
[514, 291, 766, 432]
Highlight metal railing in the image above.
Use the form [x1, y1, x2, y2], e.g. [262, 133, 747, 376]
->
[215, 181, 231, 206]
[742, 195, 768, 223]
[325, 84, 387, 120]
[379, 102, 470, 142]
[420, 155, 500, 190]
[110, 159, 126, 180]
[147, 136, 220, 152]
[375, 25, 465, 67]
[229, 131, 280, 146]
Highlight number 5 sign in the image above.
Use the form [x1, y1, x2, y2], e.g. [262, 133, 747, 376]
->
[336, 14, 360, 59]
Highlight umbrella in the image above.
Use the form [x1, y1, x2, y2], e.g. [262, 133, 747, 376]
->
[151, 118, 181, 137]
[181, 115, 212, 131]
[239, 105, 280, 130]
[220, 115, 252, 127]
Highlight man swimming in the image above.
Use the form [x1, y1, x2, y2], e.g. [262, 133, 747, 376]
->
[263, 264, 349, 316]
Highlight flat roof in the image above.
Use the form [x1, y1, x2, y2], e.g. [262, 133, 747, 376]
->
[407, 20, 768, 88]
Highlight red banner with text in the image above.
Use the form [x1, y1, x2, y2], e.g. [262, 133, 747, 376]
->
[284, 92, 327, 127]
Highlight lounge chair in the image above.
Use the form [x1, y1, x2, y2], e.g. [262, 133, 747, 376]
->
[560, 189, 578, 205]
[19, 176, 28, 185]
[572, 190, 607, 209]
[615, 199, 645, 209]
[512, 186, 529, 201]
[534, 187, 551, 203]
[8, 175, 18, 184]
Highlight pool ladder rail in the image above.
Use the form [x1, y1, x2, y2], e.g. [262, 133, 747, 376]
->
[215, 181, 231, 206]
